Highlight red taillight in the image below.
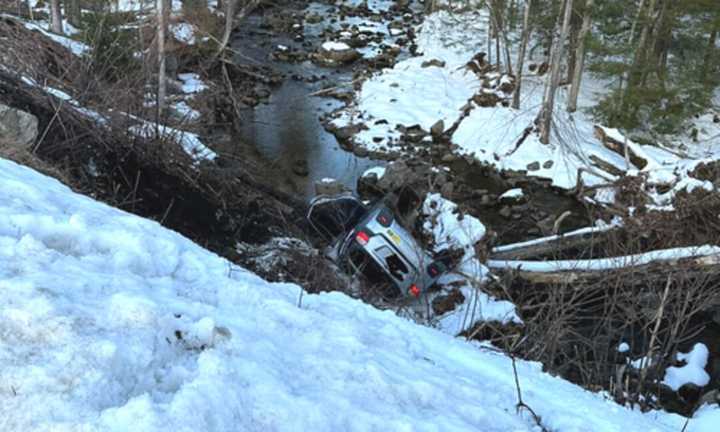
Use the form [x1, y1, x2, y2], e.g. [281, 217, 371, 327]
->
[409, 284, 420, 297]
[355, 231, 370, 245]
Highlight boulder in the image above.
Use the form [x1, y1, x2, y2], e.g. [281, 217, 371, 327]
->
[292, 159, 309, 176]
[0, 103, 38, 148]
[430, 119, 445, 137]
[377, 160, 414, 191]
[316, 41, 360, 65]
[314, 178, 347, 196]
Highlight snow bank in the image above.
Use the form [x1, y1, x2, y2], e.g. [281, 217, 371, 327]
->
[0, 157, 704, 431]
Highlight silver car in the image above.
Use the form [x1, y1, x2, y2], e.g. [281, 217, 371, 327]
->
[307, 194, 446, 298]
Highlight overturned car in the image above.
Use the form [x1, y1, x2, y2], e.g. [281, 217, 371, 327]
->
[307, 193, 447, 299]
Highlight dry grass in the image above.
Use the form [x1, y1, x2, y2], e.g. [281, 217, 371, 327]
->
[0, 138, 75, 187]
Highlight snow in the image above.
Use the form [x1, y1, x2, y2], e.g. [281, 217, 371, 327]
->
[423, 193, 486, 261]
[663, 343, 711, 392]
[129, 122, 216, 163]
[178, 73, 208, 94]
[331, 8, 720, 192]
[421, 194, 518, 333]
[499, 188, 524, 200]
[171, 23, 197, 45]
[1, 156, 707, 431]
[321, 41, 351, 51]
[434, 278, 520, 335]
[362, 166, 386, 179]
[618, 342, 630, 353]
[20, 19, 90, 55]
[172, 101, 201, 121]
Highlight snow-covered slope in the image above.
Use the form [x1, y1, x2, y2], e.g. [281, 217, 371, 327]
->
[0, 158, 711, 431]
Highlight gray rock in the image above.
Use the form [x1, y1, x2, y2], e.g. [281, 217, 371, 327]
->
[421, 59, 446, 68]
[499, 206, 512, 219]
[526, 161, 541, 171]
[292, 159, 310, 177]
[543, 160, 554, 169]
[353, 146, 369, 157]
[430, 119, 445, 137]
[315, 178, 347, 196]
[0, 103, 38, 148]
[441, 153, 457, 163]
[316, 43, 360, 65]
[378, 160, 414, 191]
[440, 181, 454, 197]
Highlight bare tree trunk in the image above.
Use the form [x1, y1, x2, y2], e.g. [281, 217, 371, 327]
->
[567, 0, 594, 113]
[50, 0, 63, 34]
[618, 0, 654, 112]
[621, 0, 658, 113]
[67, 0, 81, 28]
[157, 0, 167, 119]
[214, 0, 238, 60]
[538, 0, 574, 145]
[701, 23, 719, 85]
[511, 0, 532, 109]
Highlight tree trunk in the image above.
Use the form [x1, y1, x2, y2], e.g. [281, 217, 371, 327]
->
[67, 0, 82, 28]
[620, 0, 658, 114]
[511, 0, 532, 109]
[489, 0, 514, 75]
[50, 0, 63, 34]
[701, 19, 718, 85]
[567, 0, 594, 113]
[617, 0, 646, 105]
[157, 0, 167, 119]
[538, 0, 573, 145]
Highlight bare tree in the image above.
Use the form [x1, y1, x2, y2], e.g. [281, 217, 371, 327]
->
[157, 0, 167, 118]
[67, 0, 81, 28]
[489, 0, 514, 76]
[50, 0, 63, 34]
[511, 0, 532, 109]
[567, 0, 594, 113]
[538, 0, 574, 145]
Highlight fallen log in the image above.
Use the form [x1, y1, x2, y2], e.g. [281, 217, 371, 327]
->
[488, 245, 720, 284]
[593, 125, 647, 170]
[490, 225, 617, 261]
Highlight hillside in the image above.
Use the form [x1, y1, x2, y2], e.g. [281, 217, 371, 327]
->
[1, 157, 714, 431]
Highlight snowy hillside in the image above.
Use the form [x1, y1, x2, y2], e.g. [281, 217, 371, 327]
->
[0, 157, 715, 431]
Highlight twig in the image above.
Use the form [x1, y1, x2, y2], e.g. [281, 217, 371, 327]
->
[511, 355, 549, 432]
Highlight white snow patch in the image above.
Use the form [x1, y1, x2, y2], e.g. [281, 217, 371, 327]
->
[178, 73, 208, 94]
[663, 343, 711, 391]
[171, 23, 197, 45]
[362, 166, 386, 179]
[499, 188, 524, 200]
[322, 41, 351, 51]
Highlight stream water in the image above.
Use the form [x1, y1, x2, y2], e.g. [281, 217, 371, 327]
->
[231, 11, 380, 199]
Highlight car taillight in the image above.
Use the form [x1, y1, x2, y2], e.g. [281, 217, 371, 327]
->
[376, 207, 394, 227]
[409, 284, 420, 297]
[427, 261, 447, 277]
[355, 230, 370, 245]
